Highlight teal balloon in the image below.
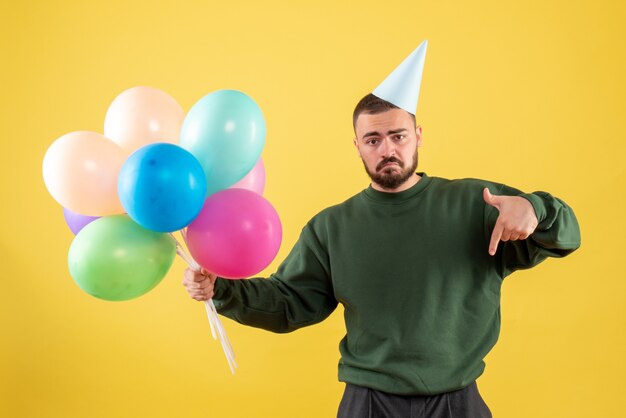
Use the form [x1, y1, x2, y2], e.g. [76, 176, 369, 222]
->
[180, 90, 266, 196]
[68, 215, 176, 301]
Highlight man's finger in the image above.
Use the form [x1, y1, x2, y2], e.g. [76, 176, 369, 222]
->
[196, 279, 212, 289]
[483, 188, 501, 209]
[192, 294, 208, 301]
[182, 271, 194, 286]
[184, 268, 196, 282]
[489, 221, 504, 256]
[192, 271, 207, 282]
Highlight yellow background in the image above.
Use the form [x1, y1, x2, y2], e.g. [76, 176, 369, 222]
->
[1, 0, 624, 417]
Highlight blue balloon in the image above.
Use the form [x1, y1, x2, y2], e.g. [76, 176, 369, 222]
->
[118, 143, 207, 232]
[180, 90, 266, 196]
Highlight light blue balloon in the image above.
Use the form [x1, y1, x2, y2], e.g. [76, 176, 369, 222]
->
[118, 143, 207, 232]
[179, 90, 266, 196]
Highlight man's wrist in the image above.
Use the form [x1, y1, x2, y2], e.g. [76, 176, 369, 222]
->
[212, 278, 232, 309]
[519, 193, 547, 228]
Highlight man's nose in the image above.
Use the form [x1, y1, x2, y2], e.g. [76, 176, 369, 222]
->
[379, 138, 396, 157]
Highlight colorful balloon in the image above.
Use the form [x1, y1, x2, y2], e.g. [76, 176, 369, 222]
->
[68, 215, 176, 301]
[104, 86, 184, 154]
[230, 158, 266, 195]
[118, 143, 207, 232]
[42, 131, 126, 216]
[186, 188, 281, 279]
[180, 90, 266, 196]
[63, 207, 100, 235]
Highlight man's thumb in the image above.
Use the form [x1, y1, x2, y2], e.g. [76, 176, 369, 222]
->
[483, 187, 499, 207]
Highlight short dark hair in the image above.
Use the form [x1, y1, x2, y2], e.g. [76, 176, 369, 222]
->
[352, 93, 416, 131]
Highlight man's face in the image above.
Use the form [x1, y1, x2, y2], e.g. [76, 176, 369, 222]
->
[353, 109, 422, 190]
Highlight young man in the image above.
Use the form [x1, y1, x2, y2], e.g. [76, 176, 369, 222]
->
[183, 43, 581, 417]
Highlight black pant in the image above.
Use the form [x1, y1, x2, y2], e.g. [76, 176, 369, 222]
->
[337, 382, 492, 418]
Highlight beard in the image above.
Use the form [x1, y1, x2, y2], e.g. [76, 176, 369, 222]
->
[362, 150, 418, 190]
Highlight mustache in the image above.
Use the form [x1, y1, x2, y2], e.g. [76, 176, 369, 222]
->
[376, 157, 404, 171]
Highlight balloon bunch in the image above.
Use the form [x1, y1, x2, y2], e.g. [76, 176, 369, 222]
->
[43, 87, 283, 373]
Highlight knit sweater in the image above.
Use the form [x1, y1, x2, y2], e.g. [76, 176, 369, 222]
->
[212, 173, 581, 395]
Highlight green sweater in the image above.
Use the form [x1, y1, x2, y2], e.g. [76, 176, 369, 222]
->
[212, 173, 581, 395]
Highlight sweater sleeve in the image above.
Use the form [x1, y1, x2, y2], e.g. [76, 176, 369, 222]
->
[483, 183, 581, 278]
[210, 224, 338, 333]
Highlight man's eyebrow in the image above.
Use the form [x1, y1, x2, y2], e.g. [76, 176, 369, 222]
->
[362, 128, 408, 139]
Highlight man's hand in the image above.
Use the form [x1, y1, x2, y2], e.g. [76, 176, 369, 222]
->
[483, 188, 539, 256]
[182, 268, 217, 301]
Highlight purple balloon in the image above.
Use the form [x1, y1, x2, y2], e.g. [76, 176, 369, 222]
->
[63, 207, 100, 235]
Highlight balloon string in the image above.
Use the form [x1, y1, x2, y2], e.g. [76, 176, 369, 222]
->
[202, 296, 217, 340]
[170, 233, 237, 373]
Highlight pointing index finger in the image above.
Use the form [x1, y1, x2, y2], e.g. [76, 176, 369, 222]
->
[489, 220, 504, 256]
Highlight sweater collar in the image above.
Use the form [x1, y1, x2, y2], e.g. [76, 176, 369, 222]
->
[363, 172, 431, 204]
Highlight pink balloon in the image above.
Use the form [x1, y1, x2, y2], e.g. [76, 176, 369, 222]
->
[229, 158, 266, 195]
[186, 189, 282, 279]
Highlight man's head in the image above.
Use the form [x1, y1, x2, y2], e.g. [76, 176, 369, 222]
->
[352, 94, 422, 191]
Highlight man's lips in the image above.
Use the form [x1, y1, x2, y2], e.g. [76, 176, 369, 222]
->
[377, 160, 402, 171]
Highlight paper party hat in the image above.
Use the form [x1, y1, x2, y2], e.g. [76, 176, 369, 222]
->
[372, 40, 428, 115]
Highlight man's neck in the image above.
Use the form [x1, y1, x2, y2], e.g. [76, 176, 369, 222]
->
[371, 173, 421, 193]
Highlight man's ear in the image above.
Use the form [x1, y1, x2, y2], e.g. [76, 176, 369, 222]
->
[353, 137, 361, 157]
[416, 125, 423, 147]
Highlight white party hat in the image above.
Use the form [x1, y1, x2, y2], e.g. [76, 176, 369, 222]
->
[372, 40, 428, 115]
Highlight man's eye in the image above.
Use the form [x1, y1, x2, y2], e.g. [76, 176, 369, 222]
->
[367, 139, 379, 145]
[394, 135, 405, 141]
